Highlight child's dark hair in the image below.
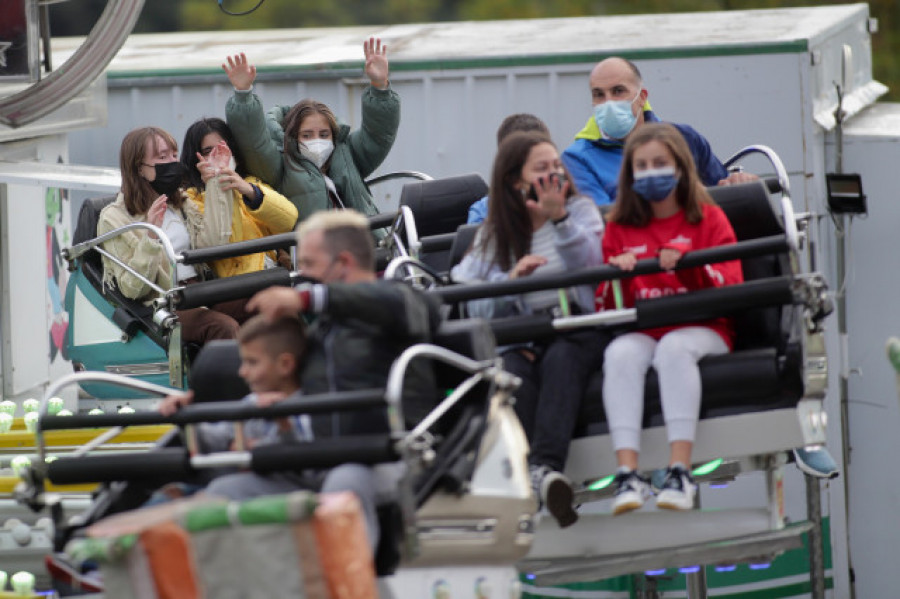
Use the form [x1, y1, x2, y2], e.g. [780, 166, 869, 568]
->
[496, 113, 550, 146]
[238, 315, 307, 381]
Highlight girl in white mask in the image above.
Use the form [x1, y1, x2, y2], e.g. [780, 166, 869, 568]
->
[181, 117, 298, 279]
[223, 38, 399, 222]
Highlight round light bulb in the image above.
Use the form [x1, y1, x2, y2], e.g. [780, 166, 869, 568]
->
[47, 397, 65, 415]
[22, 412, 38, 433]
[10, 456, 31, 477]
[0, 413, 12, 434]
[21, 399, 38, 414]
[10, 570, 35, 595]
[0, 400, 16, 416]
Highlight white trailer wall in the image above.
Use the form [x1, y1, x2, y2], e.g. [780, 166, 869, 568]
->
[822, 102, 900, 598]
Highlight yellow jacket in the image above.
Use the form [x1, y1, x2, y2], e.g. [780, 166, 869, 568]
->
[186, 176, 298, 278]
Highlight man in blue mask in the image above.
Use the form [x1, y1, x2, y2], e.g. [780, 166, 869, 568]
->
[562, 57, 756, 207]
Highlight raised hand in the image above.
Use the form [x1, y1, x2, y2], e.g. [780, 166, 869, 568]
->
[145, 195, 168, 239]
[525, 173, 569, 223]
[207, 141, 232, 173]
[223, 53, 256, 91]
[363, 37, 389, 89]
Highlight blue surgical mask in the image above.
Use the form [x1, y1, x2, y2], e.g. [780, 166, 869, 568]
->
[593, 90, 642, 140]
[632, 166, 678, 202]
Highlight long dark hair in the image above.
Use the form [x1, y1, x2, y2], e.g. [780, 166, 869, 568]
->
[282, 99, 339, 171]
[180, 117, 249, 191]
[119, 127, 183, 215]
[480, 131, 574, 272]
[610, 122, 713, 227]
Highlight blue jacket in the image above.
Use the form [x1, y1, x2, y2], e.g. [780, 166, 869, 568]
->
[561, 110, 728, 206]
[467, 195, 489, 225]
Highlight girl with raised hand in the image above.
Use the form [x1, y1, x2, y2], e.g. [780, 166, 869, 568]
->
[451, 130, 606, 529]
[181, 117, 298, 278]
[223, 38, 399, 221]
[599, 122, 743, 515]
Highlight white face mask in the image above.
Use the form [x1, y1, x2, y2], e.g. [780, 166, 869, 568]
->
[301, 138, 334, 169]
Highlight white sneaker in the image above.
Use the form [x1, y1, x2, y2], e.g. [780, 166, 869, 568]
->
[655, 465, 697, 511]
[612, 469, 651, 515]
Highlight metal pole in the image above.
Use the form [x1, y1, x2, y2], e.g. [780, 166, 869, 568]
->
[833, 72, 857, 599]
[805, 474, 826, 599]
[684, 570, 708, 599]
[684, 487, 708, 599]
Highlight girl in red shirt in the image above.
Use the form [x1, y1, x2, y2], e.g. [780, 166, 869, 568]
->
[598, 123, 742, 514]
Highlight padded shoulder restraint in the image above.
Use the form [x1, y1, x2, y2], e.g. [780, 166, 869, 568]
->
[400, 173, 488, 238]
[188, 340, 250, 403]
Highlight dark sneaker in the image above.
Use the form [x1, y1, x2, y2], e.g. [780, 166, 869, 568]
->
[612, 469, 651, 515]
[655, 465, 697, 511]
[793, 446, 839, 479]
[529, 464, 578, 528]
[45, 553, 104, 593]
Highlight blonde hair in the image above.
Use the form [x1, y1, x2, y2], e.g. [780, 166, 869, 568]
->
[296, 210, 374, 270]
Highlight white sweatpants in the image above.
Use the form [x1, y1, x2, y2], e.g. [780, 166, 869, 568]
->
[602, 327, 729, 452]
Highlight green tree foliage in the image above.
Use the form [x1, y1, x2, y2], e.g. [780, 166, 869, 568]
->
[180, 0, 443, 30]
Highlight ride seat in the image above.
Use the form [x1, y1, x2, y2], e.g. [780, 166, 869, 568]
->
[400, 174, 487, 272]
[399, 173, 487, 238]
[447, 223, 479, 271]
[70, 195, 163, 344]
[576, 180, 802, 437]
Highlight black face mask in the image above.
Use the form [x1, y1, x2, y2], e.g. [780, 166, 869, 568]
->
[148, 161, 188, 199]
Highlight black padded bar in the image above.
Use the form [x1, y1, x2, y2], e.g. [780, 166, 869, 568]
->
[181, 212, 396, 266]
[47, 448, 192, 484]
[436, 235, 789, 304]
[251, 435, 398, 471]
[40, 388, 387, 431]
[173, 268, 293, 309]
[180, 233, 296, 265]
[369, 212, 398, 230]
[420, 232, 457, 253]
[490, 314, 556, 346]
[635, 276, 795, 329]
[764, 177, 782, 194]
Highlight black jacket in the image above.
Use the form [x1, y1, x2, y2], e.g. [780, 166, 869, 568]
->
[302, 280, 442, 437]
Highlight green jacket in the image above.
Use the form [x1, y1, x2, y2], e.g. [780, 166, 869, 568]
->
[226, 85, 400, 221]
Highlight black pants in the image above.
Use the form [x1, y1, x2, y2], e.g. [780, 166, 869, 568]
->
[502, 328, 609, 472]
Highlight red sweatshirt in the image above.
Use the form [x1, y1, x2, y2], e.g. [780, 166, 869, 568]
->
[598, 203, 743, 348]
